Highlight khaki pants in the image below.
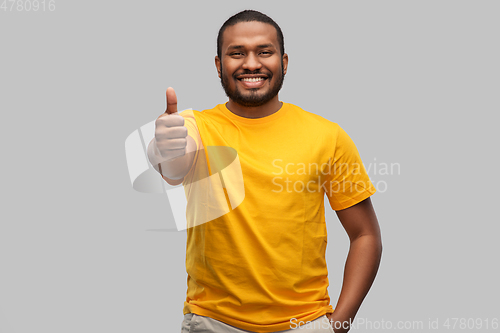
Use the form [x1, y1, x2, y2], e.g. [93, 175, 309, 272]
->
[181, 313, 335, 333]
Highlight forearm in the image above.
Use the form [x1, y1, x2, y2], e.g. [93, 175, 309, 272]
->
[147, 135, 197, 180]
[328, 234, 382, 333]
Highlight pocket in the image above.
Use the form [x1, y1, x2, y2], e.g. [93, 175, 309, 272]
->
[181, 314, 194, 333]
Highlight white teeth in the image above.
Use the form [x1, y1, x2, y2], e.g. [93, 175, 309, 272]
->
[241, 77, 265, 82]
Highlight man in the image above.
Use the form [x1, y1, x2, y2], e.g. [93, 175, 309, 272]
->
[147, 10, 382, 333]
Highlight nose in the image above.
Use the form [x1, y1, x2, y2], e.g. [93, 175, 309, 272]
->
[242, 52, 262, 71]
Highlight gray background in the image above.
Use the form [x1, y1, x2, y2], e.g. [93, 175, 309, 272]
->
[1, 0, 498, 332]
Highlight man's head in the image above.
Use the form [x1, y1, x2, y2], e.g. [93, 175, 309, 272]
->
[215, 10, 288, 108]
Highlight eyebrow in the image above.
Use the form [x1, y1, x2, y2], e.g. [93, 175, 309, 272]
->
[227, 43, 276, 50]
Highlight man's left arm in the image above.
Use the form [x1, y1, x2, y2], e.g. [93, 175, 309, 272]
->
[327, 197, 382, 333]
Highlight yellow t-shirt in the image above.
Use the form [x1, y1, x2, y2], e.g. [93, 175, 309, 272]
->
[177, 102, 375, 332]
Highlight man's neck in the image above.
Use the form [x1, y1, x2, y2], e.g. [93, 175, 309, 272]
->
[226, 97, 283, 119]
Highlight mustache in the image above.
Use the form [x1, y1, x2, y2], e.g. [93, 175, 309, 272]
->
[234, 71, 272, 77]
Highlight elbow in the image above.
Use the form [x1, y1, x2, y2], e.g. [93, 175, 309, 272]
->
[352, 233, 383, 260]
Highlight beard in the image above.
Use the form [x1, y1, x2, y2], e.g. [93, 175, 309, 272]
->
[219, 61, 285, 107]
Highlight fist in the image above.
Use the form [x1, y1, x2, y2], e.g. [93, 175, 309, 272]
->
[153, 87, 188, 161]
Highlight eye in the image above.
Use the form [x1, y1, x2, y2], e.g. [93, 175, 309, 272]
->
[260, 51, 272, 56]
[230, 52, 243, 56]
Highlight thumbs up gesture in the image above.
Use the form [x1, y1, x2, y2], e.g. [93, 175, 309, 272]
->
[153, 87, 188, 161]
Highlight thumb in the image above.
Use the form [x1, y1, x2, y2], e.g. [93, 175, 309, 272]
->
[165, 87, 178, 114]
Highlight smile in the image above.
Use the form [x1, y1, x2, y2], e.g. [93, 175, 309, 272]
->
[237, 77, 268, 88]
[241, 77, 265, 82]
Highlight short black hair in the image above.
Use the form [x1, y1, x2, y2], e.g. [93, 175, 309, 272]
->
[217, 10, 285, 60]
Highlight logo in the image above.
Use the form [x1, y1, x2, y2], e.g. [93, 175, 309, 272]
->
[125, 109, 245, 231]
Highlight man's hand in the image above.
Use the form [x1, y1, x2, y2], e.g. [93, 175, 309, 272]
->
[153, 87, 188, 161]
[147, 87, 197, 182]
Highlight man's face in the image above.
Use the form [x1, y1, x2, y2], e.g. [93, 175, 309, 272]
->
[216, 21, 288, 107]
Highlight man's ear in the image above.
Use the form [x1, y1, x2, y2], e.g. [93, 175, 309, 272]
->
[215, 56, 221, 78]
[282, 53, 289, 76]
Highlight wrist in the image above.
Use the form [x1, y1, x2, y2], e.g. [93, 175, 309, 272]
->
[147, 139, 164, 169]
[327, 312, 353, 333]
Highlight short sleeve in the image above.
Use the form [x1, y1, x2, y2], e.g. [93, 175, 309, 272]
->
[325, 125, 376, 210]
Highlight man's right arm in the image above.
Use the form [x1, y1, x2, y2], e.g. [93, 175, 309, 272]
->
[147, 87, 197, 183]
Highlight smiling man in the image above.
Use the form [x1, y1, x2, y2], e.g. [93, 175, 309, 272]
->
[147, 10, 382, 333]
[216, 20, 286, 114]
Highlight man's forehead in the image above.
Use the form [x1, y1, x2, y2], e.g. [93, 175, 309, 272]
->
[222, 21, 279, 50]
